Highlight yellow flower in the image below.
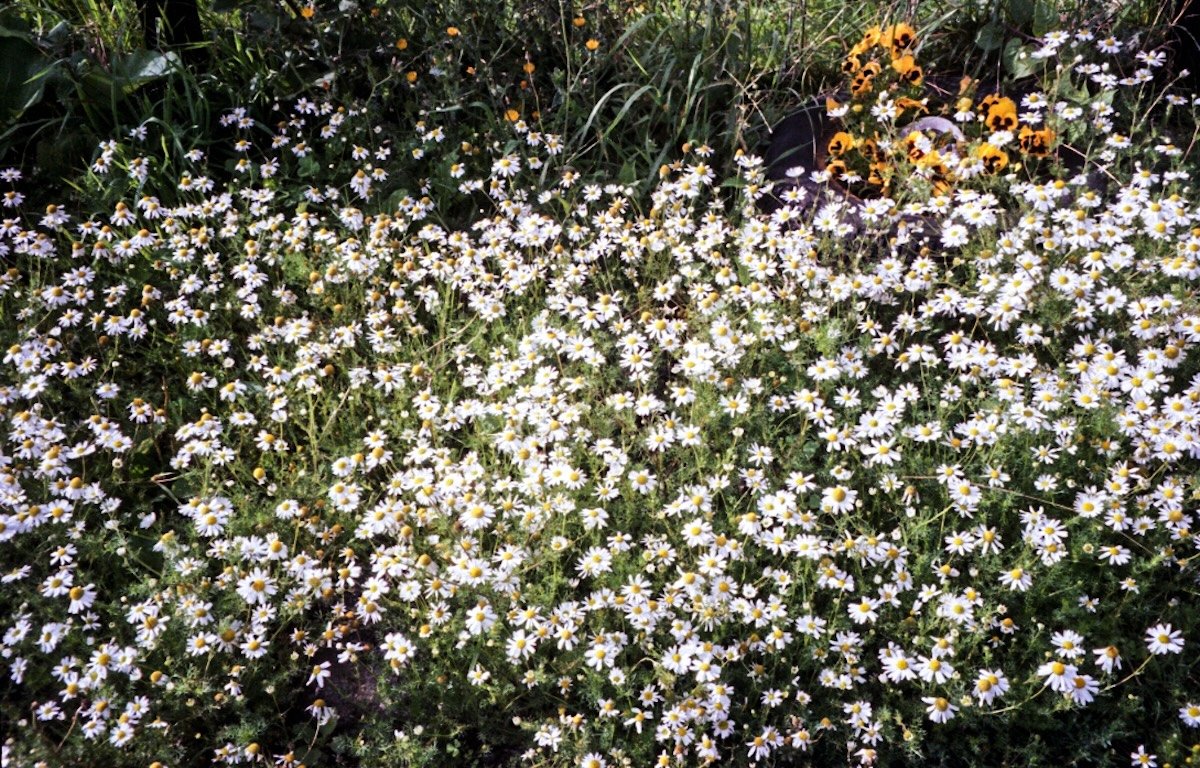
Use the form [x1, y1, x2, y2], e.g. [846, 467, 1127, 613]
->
[903, 131, 929, 162]
[851, 72, 874, 97]
[976, 143, 1008, 173]
[895, 97, 928, 117]
[826, 131, 855, 158]
[984, 98, 1018, 132]
[867, 161, 889, 190]
[447, 26, 460, 37]
[406, 70, 418, 83]
[891, 54, 922, 85]
[585, 38, 600, 51]
[505, 108, 520, 122]
[881, 22, 917, 55]
[573, 16, 586, 27]
[856, 26, 881, 54]
[859, 137, 881, 161]
[1018, 125, 1055, 157]
[395, 38, 408, 50]
[299, 4, 315, 18]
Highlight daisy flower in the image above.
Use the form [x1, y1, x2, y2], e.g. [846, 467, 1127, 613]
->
[1145, 623, 1184, 655]
[922, 696, 958, 723]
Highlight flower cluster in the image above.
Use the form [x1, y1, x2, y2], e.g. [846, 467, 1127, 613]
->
[822, 22, 1058, 199]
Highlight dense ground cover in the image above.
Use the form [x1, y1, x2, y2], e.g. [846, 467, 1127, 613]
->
[2, 1, 1200, 766]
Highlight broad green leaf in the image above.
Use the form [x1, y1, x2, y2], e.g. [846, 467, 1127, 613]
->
[298, 155, 320, 178]
[113, 50, 175, 89]
[44, 20, 71, 46]
[1032, 1, 1057, 36]
[0, 24, 34, 40]
[975, 22, 1005, 52]
[1007, 0, 1035, 27]
[0, 35, 49, 123]
[1003, 39, 1038, 80]
[618, 160, 637, 185]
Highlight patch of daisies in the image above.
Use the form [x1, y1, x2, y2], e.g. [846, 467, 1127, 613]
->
[2, 26, 1200, 768]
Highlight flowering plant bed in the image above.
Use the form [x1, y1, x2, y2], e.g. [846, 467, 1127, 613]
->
[1, 5, 1200, 768]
